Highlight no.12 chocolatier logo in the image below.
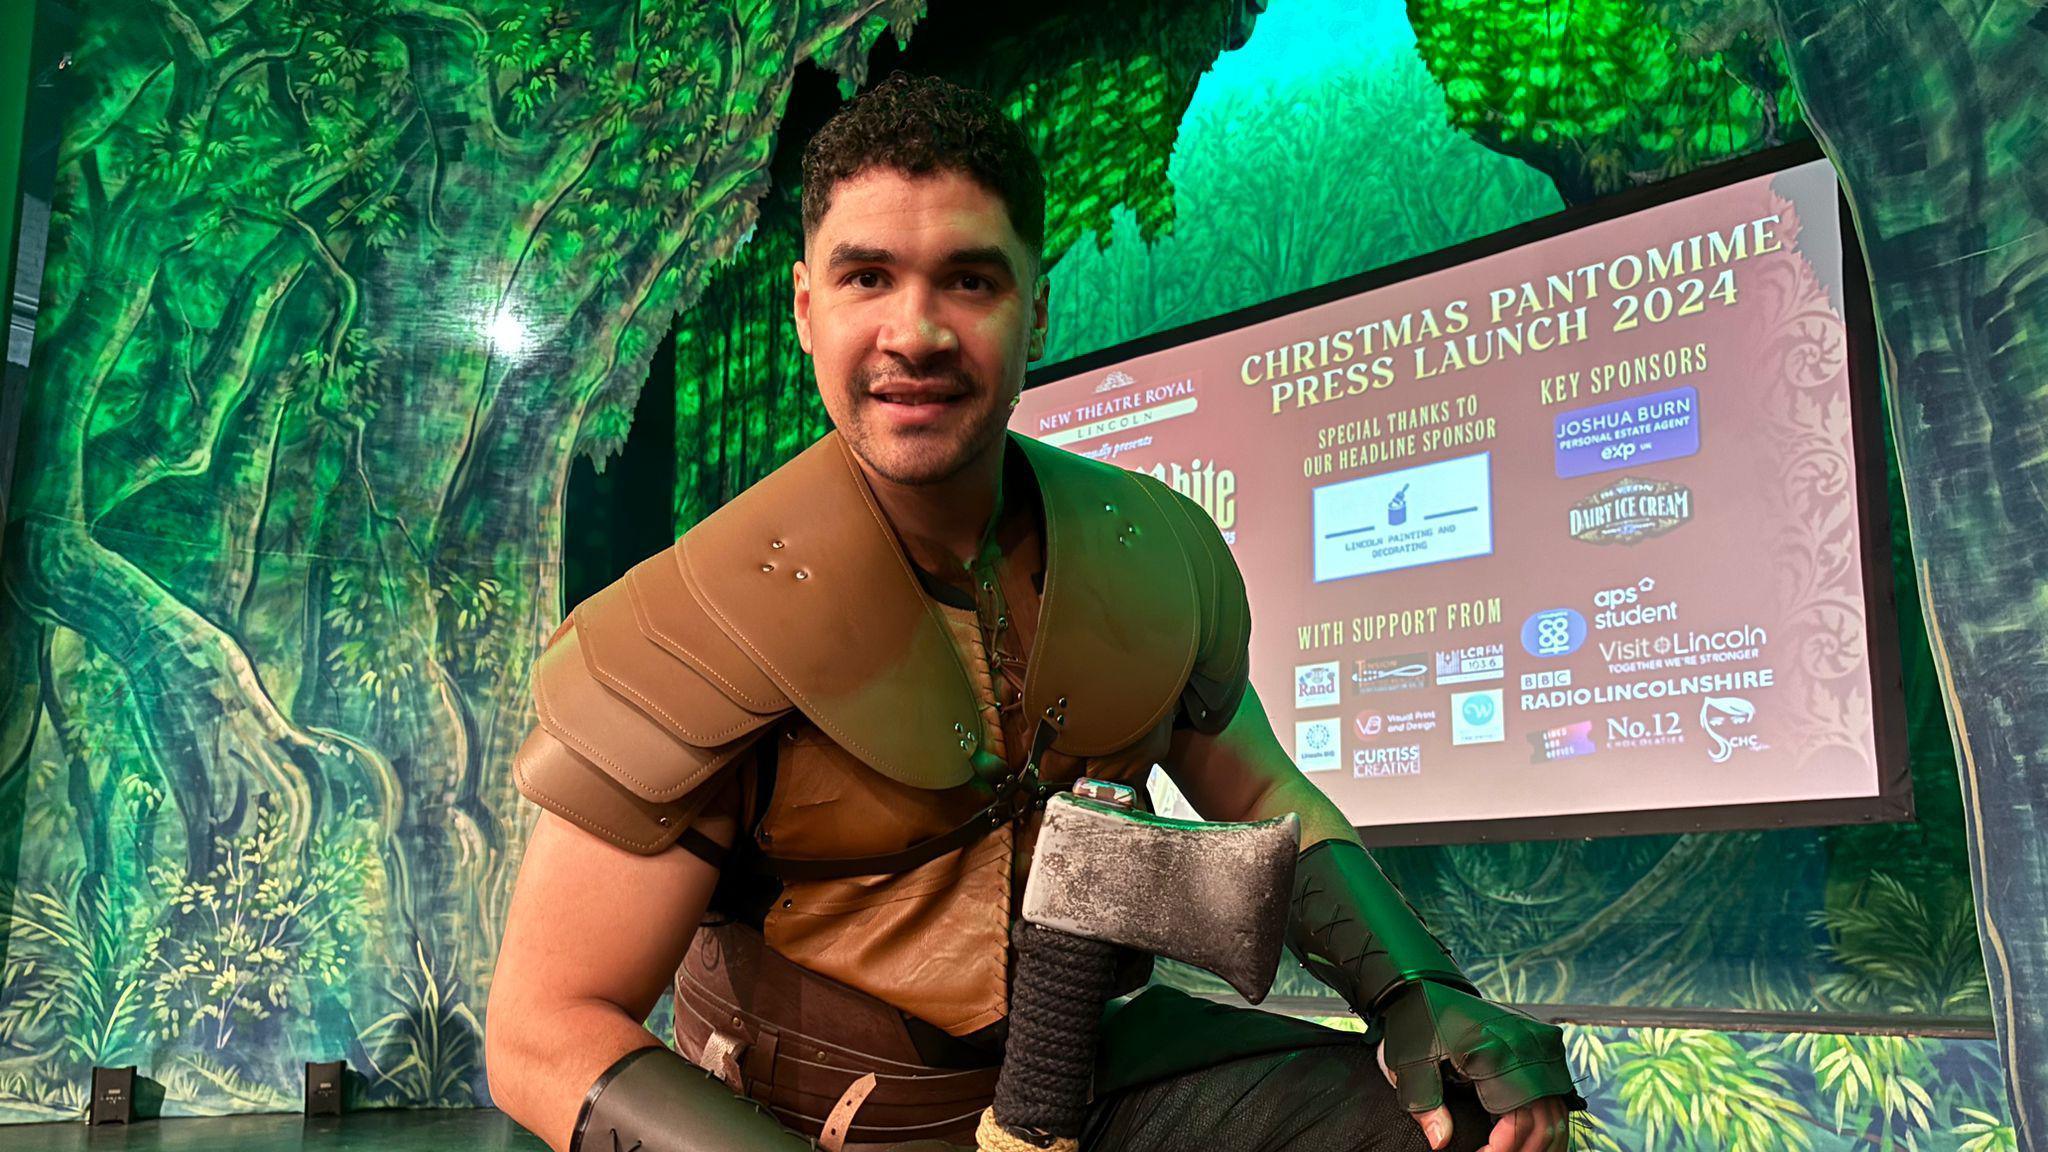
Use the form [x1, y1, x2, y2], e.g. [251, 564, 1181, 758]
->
[1568, 476, 1692, 545]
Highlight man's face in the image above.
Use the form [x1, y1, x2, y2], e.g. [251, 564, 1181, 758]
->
[794, 167, 1049, 487]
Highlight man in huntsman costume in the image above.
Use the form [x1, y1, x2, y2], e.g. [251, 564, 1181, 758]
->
[487, 73, 1580, 1152]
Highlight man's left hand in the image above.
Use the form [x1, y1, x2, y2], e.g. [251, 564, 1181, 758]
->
[1375, 982, 1581, 1150]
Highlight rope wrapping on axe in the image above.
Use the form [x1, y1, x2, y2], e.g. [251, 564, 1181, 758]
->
[987, 919, 1118, 1146]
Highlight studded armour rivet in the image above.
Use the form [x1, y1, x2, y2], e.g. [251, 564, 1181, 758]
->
[657, 816, 671, 827]
[794, 570, 809, 580]
[770, 540, 785, 549]
[760, 563, 774, 572]
[1103, 503, 1114, 512]
[1057, 696, 1068, 708]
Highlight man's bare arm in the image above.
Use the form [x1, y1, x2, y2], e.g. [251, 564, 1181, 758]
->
[486, 809, 732, 1151]
[1161, 681, 1359, 850]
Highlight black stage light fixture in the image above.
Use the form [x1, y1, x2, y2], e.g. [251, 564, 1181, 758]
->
[88, 1066, 135, 1125]
[305, 1060, 346, 1116]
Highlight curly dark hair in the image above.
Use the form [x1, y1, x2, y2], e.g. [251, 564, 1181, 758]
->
[800, 71, 1046, 274]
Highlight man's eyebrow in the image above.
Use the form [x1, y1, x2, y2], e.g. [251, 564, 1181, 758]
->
[824, 242, 1017, 279]
[945, 246, 1016, 278]
[826, 243, 895, 271]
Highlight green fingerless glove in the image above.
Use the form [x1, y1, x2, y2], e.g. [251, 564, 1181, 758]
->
[1285, 839, 1583, 1114]
[1380, 982, 1584, 1115]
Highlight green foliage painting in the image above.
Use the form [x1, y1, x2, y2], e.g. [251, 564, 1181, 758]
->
[0, 0, 931, 1121]
[1406, 0, 1803, 203]
[0, 0, 2018, 1137]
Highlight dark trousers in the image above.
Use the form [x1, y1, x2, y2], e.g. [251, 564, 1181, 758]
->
[1080, 1041, 1493, 1152]
[1080, 994, 1495, 1152]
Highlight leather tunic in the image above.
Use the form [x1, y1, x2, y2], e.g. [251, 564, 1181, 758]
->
[513, 427, 1251, 1076]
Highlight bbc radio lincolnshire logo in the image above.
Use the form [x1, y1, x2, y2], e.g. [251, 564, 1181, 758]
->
[1294, 661, 1342, 708]
[1452, 689, 1505, 745]
[1294, 718, 1342, 772]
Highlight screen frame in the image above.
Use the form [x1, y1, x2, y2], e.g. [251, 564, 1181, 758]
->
[1025, 139, 1914, 847]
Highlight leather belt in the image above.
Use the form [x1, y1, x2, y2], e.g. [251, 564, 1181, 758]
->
[673, 923, 1001, 1146]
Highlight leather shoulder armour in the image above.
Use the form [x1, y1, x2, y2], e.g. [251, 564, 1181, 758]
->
[1129, 470, 1252, 735]
[513, 545, 794, 855]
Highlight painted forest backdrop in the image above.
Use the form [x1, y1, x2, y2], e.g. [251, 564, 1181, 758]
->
[1, 0, 2038, 1149]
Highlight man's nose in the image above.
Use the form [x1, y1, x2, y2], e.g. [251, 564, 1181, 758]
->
[876, 284, 959, 360]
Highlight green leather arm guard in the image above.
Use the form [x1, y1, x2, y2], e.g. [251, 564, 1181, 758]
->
[1285, 839, 1584, 1116]
[571, 1045, 820, 1152]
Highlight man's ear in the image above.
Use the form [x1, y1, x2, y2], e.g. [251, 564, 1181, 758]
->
[793, 259, 814, 355]
[1028, 271, 1049, 361]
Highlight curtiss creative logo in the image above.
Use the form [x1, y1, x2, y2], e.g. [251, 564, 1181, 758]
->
[1294, 718, 1342, 772]
[1701, 695, 1768, 763]
[1451, 688, 1505, 745]
[1294, 661, 1342, 709]
[1569, 476, 1692, 544]
[1352, 654, 1430, 695]
[1353, 744, 1423, 778]
[1528, 721, 1597, 764]
[1354, 708, 1440, 742]
[1521, 608, 1587, 657]
[1435, 643, 1505, 686]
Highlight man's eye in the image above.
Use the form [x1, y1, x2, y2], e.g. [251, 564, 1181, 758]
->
[958, 274, 991, 292]
[844, 271, 884, 289]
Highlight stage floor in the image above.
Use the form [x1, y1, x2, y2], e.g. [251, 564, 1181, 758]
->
[3, 1110, 550, 1150]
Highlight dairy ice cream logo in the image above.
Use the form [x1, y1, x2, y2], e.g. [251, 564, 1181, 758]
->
[1294, 661, 1342, 708]
[1700, 695, 1767, 763]
[1143, 458, 1237, 530]
[1528, 721, 1597, 764]
[1569, 476, 1692, 545]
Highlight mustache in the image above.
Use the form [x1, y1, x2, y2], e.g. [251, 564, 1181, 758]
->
[854, 363, 980, 395]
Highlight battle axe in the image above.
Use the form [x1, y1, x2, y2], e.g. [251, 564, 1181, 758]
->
[975, 779, 1301, 1152]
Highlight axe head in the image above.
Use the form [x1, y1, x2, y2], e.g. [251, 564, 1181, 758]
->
[1021, 791, 1301, 1003]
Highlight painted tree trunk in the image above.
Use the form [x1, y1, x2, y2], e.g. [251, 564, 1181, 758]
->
[1769, 0, 2048, 1141]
